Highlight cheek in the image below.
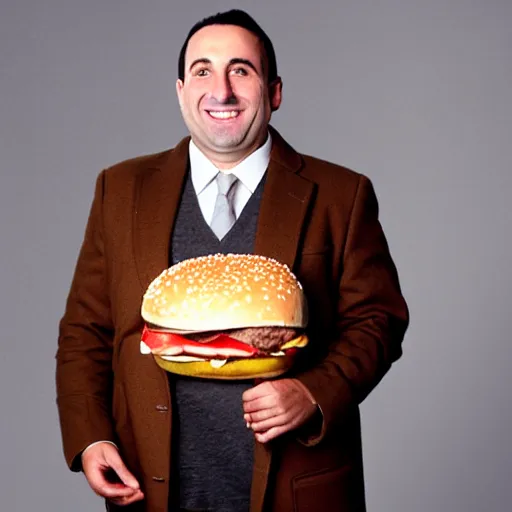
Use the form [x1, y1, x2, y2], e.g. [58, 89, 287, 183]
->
[233, 81, 264, 103]
[181, 86, 204, 109]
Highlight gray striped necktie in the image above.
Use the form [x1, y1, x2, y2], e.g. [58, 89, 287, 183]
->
[210, 172, 238, 240]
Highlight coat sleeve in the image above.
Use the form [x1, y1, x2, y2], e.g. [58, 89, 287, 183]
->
[56, 170, 116, 470]
[295, 174, 409, 445]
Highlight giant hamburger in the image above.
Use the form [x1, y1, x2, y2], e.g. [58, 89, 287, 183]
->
[140, 253, 308, 379]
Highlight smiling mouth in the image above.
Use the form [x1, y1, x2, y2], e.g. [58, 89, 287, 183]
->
[207, 110, 241, 120]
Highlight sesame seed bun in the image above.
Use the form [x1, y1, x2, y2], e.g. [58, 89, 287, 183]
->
[141, 253, 308, 332]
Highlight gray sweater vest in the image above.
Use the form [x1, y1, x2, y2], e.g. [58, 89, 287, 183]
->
[169, 170, 266, 512]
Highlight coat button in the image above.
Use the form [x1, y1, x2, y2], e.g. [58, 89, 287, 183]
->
[152, 476, 166, 482]
[155, 404, 168, 412]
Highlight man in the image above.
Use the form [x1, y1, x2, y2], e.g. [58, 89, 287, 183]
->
[56, 9, 409, 512]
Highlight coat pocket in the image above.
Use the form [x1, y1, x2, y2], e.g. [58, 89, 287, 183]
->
[292, 466, 355, 512]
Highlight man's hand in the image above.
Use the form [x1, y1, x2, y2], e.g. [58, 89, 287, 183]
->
[81, 442, 144, 506]
[242, 379, 318, 443]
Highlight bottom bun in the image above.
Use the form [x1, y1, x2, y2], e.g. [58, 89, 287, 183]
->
[153, 354, 294, 380]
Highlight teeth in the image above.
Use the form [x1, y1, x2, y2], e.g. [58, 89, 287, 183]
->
[270, 351, 285, 356]
[209, 111, 239, 119]
[140, 341, 151, 354]
[210, 359, 228, 368]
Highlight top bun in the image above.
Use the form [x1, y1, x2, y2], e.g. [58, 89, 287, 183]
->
[141, 254, 307, 332]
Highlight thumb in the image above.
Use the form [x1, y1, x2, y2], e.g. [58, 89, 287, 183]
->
[104, 448, 140, 490]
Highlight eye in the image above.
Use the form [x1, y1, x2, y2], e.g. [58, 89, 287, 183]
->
[231, 67, 248, 76]
[195, 68, 210, 77]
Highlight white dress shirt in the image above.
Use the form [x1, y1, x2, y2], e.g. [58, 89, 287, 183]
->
[189, 133, 272, 224]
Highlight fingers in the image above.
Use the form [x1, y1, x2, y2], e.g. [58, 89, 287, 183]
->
[242, 378, 318, 442]
[244, 402, 289, 427]
[244, 406, 279, 424]
[105, 450, 140, 490]
[245, 403, 301, 433]
[86, 465, 136, 499]
[242, 380, 295, 420]
[249, 414, 288, 433]
[242, 381, 274, 402]
[244, 400, 298, 436]
[82, 443, 143, 501]
[243, 395, 275, 414]
[109, 489, 145, 506]
[254, 425, 289, 443]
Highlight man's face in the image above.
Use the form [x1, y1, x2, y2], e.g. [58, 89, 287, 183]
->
[176, 24, 282, 167]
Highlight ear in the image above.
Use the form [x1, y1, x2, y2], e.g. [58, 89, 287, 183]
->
[269, 78, 283, 112]
[176, 79, 184, 105]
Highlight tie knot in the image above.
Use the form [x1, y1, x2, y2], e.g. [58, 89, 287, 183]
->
[216, 172, 237, 195]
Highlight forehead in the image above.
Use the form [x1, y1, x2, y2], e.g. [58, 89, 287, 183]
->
[186, 24, 264, 68]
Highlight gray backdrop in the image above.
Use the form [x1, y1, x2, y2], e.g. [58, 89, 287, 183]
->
[1, 0, 511, 511]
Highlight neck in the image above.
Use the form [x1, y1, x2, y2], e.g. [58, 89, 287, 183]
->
[192, 133, 268, 170]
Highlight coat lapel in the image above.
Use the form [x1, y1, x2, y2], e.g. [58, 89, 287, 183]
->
[133, 136, 190, 292]
[254, 127, 314, 271]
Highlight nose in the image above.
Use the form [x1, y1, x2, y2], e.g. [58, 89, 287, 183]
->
[210, 73, 234, 104]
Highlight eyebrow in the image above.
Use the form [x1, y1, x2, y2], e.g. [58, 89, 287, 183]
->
[189, 58, 211, 71]
[228, 58, 258, 73]
[188, 57, 259, 74]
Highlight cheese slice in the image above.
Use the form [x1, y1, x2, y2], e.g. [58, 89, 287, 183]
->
[280, 334, 308, 350]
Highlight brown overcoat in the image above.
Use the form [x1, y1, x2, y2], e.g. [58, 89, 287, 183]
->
[56, 127, 409, 511]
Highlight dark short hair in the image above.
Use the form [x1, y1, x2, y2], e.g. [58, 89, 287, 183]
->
[178, 9, 278, 84]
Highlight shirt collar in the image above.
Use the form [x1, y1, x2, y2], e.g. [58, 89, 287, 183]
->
[189, 132, 272, 195]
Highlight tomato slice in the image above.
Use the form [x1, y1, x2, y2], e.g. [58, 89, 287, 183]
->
[141, 325, 260, 358]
